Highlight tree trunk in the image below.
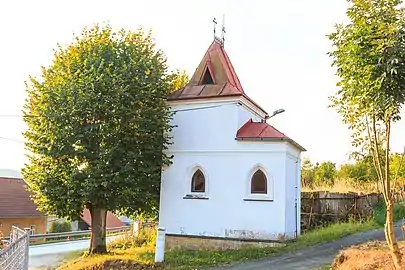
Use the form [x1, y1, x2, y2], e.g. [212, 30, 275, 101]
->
[384, 121, 402, 269]
[386, 199, 402, 269]
[89, 206, 107, 254]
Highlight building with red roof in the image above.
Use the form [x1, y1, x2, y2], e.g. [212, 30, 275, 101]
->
[159, 32, 305, 249]
[0, 177, 47, 236]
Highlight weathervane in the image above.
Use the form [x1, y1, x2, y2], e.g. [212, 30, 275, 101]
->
[213, 15, 226, 47]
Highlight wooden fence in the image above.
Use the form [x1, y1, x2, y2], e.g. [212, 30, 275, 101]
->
[301, 191, 383, 231]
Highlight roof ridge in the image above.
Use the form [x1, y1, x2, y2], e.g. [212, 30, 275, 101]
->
[267, 123, 288, 137]
[218, 44, 243, 93]
[257, 124, 269, 137]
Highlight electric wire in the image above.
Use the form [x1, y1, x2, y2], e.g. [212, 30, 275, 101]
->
[0, 103, 238, 143]
[0, 103, 237, 119]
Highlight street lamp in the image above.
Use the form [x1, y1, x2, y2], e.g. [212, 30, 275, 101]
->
[267, 108, 285, 119]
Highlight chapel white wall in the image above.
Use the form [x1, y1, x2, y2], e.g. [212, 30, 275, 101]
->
[159, 100, 294, 240]
[284, 154, 299, 238]
[159, 151, 287, 240]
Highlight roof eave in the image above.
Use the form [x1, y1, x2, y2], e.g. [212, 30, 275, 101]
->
[167, 92, 242, 102]
[235, 137, 307, 152]
[240, 94, 269, 117]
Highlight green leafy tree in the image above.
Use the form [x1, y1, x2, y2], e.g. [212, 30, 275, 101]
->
[170, 69, 189, 92]
[328, 0, 405, 267]
[390, 151, 405, 178]
[23, 24, 174, 254]
[314, 161, 337, 184]
[301, 158, 315, 186]
[338, 153, 378, 182]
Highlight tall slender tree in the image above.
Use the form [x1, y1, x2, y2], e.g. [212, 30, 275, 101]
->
[23, 24, 174, 254]
[328, 0, 405, 267]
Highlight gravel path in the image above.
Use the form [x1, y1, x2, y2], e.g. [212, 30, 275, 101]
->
[215, 222, 404, 270]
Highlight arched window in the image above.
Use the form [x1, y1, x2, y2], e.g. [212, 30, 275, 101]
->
[191, 169, 205, 192]
[251, 169, 267, 194]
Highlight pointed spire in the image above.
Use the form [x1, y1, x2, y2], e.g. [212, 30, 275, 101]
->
[168, 39, 244, 101]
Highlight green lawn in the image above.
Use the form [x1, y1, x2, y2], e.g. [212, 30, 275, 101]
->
[58, 220, 378, 270]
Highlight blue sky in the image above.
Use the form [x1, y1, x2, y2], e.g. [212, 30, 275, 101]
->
[1, 0, 405, 171]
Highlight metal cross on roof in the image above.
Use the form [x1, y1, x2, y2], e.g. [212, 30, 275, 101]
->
[221, 15, 226, 47]
[213, 16, 226, 47]
[213, 17, 218, 37]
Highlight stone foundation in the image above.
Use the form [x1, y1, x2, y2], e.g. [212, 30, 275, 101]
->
[165, 234, 285, 251]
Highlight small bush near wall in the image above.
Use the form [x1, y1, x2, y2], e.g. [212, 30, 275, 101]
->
[49, 221, 72, 233]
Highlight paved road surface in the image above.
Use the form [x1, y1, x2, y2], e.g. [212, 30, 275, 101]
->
[29, 235, 120, 269]
[215, 222, 404, 270]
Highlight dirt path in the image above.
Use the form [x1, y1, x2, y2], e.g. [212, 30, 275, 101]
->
[215, 222, 404, 270]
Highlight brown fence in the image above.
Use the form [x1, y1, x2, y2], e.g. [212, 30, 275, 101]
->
[301, 192, 383, 231]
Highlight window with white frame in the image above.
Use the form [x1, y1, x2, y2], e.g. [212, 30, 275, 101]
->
[244, 167, 274, 202]
[191, 169, 205, 193]
[251, 169, 267, 194]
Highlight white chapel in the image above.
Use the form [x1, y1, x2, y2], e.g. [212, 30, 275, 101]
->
[158, 36, 306, 248]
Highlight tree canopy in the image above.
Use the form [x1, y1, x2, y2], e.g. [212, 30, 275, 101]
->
[327, 0, 405, 267]
[170, 69, 189, 91]
[22, 24, 175, 253]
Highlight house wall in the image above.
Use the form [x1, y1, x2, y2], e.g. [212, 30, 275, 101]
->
[170, 100, 239, 152]
[0, 217, 47, 236]
[284, 153, 298, 239]
[236, 103, 263, 127]
[286, 145, 302, 236]
[159, 100, 293, 241]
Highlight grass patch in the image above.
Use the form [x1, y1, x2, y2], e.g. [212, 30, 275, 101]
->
[58, 220, 378, 270]
[373, 200, 405, 226]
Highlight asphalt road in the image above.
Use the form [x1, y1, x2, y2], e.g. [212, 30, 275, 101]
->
[29, 235, 120, 269]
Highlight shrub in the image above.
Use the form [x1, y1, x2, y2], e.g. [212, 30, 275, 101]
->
[373, 200, 405, 226]
[108, 226, 156, 250]
[49, 220, 72, 233]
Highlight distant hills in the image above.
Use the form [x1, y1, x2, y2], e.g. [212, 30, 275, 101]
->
[0, 169, 22, 178]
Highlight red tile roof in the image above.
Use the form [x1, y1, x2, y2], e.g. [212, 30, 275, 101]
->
[0, 177, 45, 218]
[236, 119, 306, 151]
[168, 39, 244, 101]
[81, 208, 125, 229]
[168, 39, 268, 116]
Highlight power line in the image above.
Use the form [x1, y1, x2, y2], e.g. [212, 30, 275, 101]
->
[0, 136, 24, 144]
[0, 103, 237, 119]
[0, 103, 237, 144]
